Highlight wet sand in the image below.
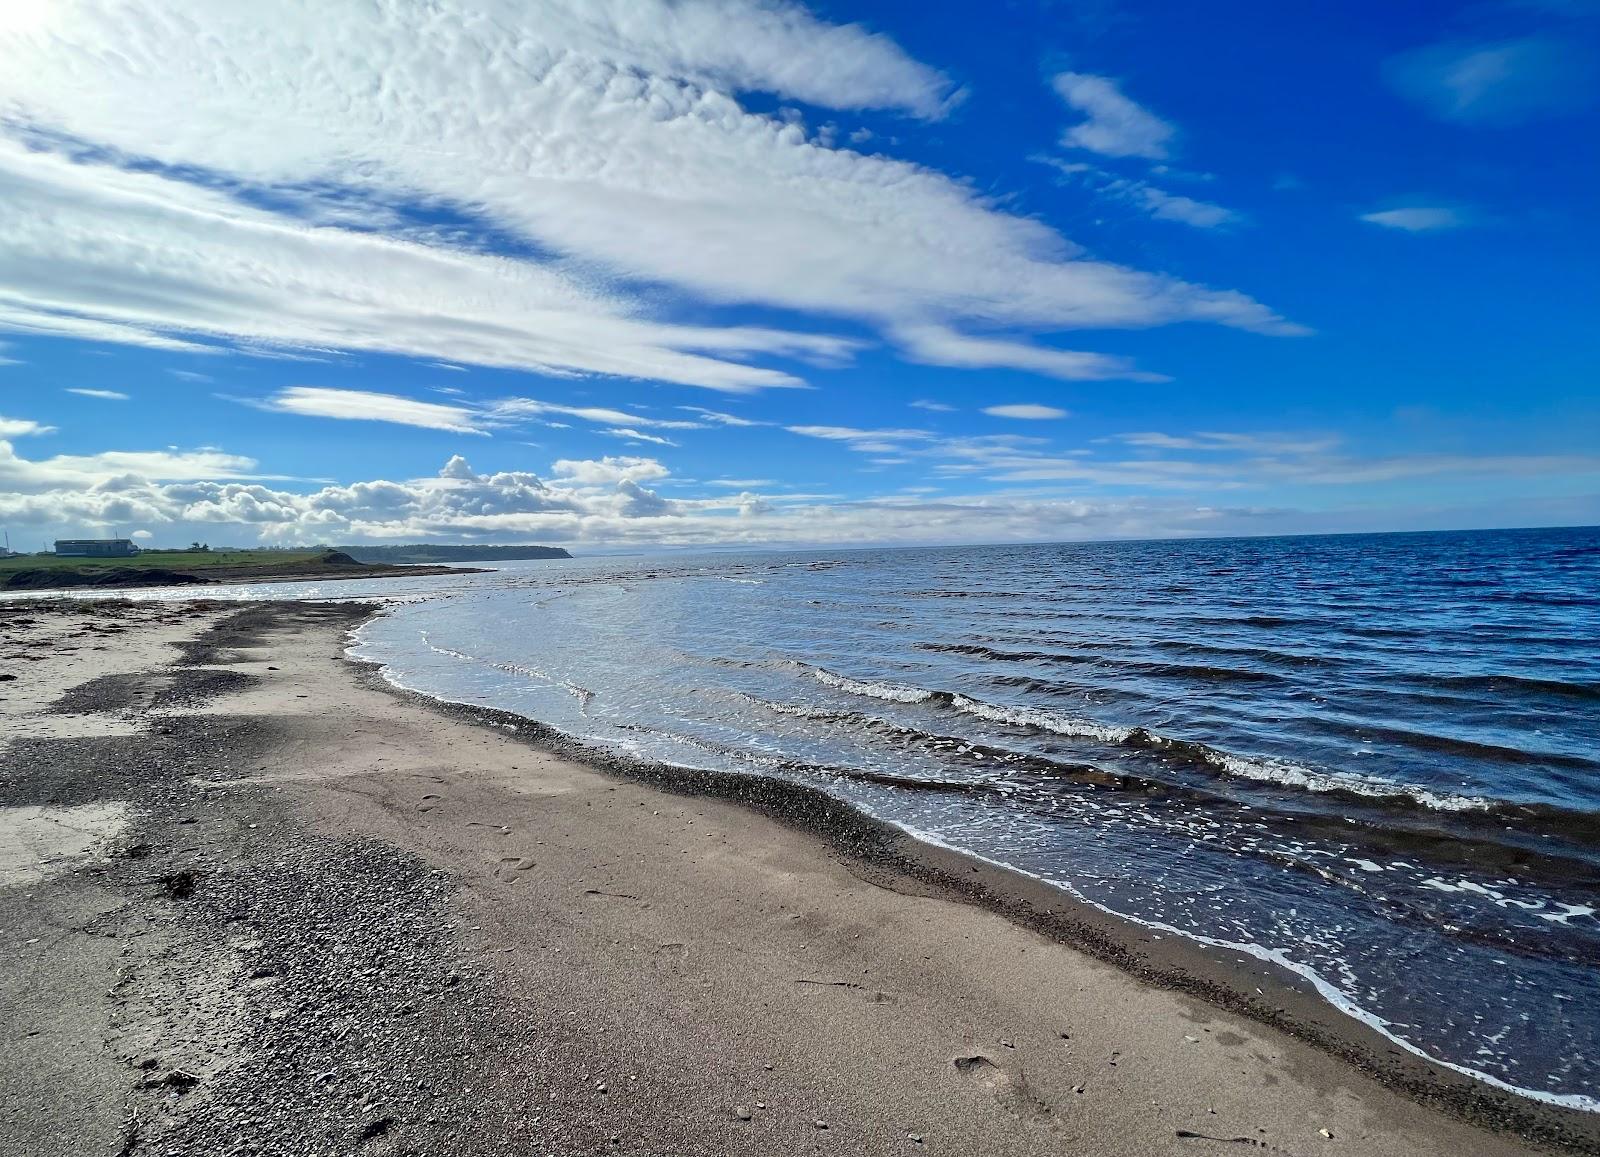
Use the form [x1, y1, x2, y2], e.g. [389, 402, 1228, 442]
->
[2, 598, 1595, 1155]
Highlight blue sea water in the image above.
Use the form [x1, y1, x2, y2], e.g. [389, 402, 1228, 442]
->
[43, 527, 1600, 1108]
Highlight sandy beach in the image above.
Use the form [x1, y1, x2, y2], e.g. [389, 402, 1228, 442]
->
[2, 598, 1595, 1156]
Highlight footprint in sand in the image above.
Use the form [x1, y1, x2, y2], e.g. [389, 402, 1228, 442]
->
[952, 1055, 1057, 1129]
[417, 794, 443, 813]
[495, 856, 536, 883]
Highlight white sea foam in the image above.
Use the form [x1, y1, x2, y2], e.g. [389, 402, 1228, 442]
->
[808, 668, 940, 705]
[947, 693, 1129, 745]
[806, 665, 1494, 813]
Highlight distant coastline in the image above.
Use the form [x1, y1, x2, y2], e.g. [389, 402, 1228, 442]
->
[337, 543, 572, 564]
[0, 548, 480, 592]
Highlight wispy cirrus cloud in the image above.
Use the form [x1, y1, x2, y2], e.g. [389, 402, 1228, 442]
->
[254, 387, 489, 434]
[891, 324, 1181, 380]
[983, 404, 1069, 420]
[0, 0, 1297, 394]
[492, 398, 706, 431]
[676, 406, 768, 427]
[65, 387, 129, 400]
[1053, 73, 1175, 159]
[1040, 81, 1242, 234]
[1360, 206, 1471, 232]
[786, 425, 937, 454]
[240, 386, 761, 447]
[1114, 431, 1342, 454]
[1386, 33, 1597, 126]
[602, 428, 677, 446]
[1039, 158, 1238, 230]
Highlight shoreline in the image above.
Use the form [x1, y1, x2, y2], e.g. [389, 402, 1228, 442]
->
[353, 630, 1600, 1146]
[3, 596, 1595, 1155]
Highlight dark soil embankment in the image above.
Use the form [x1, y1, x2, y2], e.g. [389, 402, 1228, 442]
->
[3, 567, 208, 591]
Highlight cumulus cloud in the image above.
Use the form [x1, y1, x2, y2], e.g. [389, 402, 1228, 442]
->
[1052, 73, 1176, 159]
[0, 415, 56, 437]
[983, 404, 1069, 420]
[5, 433, 1598, 549]
[0, 439, 259, 498]
[0, 1, 1296, 391]
[1359, 207, 1470, 232]
[550, 456, 671, 485]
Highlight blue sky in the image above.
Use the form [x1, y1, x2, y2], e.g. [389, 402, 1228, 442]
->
[0, 0, 1596, 550]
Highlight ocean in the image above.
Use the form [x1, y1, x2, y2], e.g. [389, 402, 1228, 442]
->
[71, 526, 1600, 1108]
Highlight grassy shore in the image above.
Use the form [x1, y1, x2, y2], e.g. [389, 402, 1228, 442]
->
[0, 548, 478, 591]
[1, 599, 1594, 1156]
[0, 549, 324, 574]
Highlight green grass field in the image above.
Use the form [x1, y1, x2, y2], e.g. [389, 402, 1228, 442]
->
[0, 549, 322, 576]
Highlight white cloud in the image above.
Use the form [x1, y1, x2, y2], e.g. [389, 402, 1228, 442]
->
[65, 387, 129, 400]
[1359, 207, 1470, 232]
[0, 439, 258, 494]
[1052, 73, 1175, 160]
[983, 404, 1069, 420]
[4, 436, 1597, 549]
[1134, 185, 1237, 229]
[0, 138, 829, 393]
[786, 425, 935, 454]
[909, 399, 955, 412]
[0, 415, 56, 437]
[1386, 34, 1596, 126]
[257, 387, 489, 434]
[0, 1, 1297, 391]
[550, 456, 671, 485]
[602, 428, 676, 446]
[892, 324, 1178, 381]
[676, 406, 767, 427]
[493, 398, 705, 429]
[1116, 431, 1341, 454]
[1035, 156, 1239, 232]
